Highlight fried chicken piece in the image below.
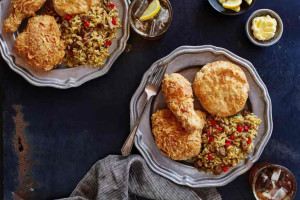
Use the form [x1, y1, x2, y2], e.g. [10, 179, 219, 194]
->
[14, 15, 65, 71]
[162, 73, 204, 131]
[152, 109, 206, 160]
[53, 0, 100, 16]
[3, 0, 46, 33]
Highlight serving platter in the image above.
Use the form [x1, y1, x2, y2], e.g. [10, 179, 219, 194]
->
[0, 0, 130, 89]
[130, 45, 273, 187]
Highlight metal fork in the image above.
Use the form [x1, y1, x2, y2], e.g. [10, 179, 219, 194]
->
[121, 63, 168, 156]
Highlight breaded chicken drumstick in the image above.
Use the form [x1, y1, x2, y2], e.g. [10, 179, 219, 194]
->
[3, 0, 46, 32]
[162, 73, 205, 131]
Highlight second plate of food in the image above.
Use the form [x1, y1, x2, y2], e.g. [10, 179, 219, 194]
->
[130, 45, 273, 187]
[0, 0, 130, 88]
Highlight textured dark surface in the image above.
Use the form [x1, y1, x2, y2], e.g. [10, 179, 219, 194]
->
[2, 0, 300, 199]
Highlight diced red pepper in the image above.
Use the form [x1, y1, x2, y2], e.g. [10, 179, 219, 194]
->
[84, 20, 90, 27]
[207, 155, 213, 160]
[247, 138, 252, 145]
[109, 2, 115, 8]
[229, 135, 235, 140]
[210, 119, 216, 127]
[218, 126, 223, 132]
[69, 50, 74, 56]
[65, 14, 72, 20]
[83, 38, 87, 43]
[105, 40, 112, 47]
[206, 130, 210, 136]
[112, 18, 117, 25]
[237, 125, 243, 133]
[225, 140, 231, 147]
[208, 137, 214, 143]
[222, 166, 228, 172]
[244, 125, 250, 132]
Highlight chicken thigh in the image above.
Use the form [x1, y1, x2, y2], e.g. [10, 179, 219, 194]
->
[152, 109, 206, 160]
[14, 15, 65, 71]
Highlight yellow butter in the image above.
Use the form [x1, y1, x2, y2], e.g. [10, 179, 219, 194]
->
[251, 15, 277, 41]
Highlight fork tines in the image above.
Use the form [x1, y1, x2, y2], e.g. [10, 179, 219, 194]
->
[147, 63, 168, 88]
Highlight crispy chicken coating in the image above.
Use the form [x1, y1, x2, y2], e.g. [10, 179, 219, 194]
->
[14, 15, 65, 71]
[3, 0, 46, 33]
[53, 0, 100, 16]
[162, 73, 204, 131]
[152, 109, 206, 160]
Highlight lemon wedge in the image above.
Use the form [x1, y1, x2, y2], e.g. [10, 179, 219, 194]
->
[245, 0, 252, 5]
[231, 6, 240, 12]
[139, 0, 161, 21]
[222, 0, 242, 9]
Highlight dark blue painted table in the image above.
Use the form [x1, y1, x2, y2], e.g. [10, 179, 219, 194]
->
[2, 0, 300, 199]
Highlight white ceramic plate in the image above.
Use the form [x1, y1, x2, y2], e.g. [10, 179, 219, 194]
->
[0, 0, 130, 89]
[130, 45, 273, 187]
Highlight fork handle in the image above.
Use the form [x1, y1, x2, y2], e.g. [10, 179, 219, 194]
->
[121, 97, 151, 156]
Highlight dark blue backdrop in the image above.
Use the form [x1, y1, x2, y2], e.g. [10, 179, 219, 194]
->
[2, 0, 300, 199]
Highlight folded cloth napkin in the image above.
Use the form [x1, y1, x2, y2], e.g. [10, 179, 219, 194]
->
[60, 155, 222, 200]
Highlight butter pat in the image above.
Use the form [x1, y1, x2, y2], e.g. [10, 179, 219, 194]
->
[251, 15, 277, 41]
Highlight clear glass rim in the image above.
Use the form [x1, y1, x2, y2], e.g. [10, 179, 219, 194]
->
[251, 164, 297, 200]
[128, 0, 173, 38]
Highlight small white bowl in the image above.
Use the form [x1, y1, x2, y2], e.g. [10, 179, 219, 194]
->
[246, 9, 283, 47]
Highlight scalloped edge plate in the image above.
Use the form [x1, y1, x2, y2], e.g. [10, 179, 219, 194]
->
[130, 45, 273, 187]
[0, 0, 130, 89]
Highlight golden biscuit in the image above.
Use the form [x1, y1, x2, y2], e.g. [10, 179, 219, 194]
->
[151, 109, 206, 160]
[193, 61, 249, 117]
[162, 73, 204, 131]
[53, 0, 100, 16]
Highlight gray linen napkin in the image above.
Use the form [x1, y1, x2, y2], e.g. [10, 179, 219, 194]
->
[59, 155, 221, 200]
